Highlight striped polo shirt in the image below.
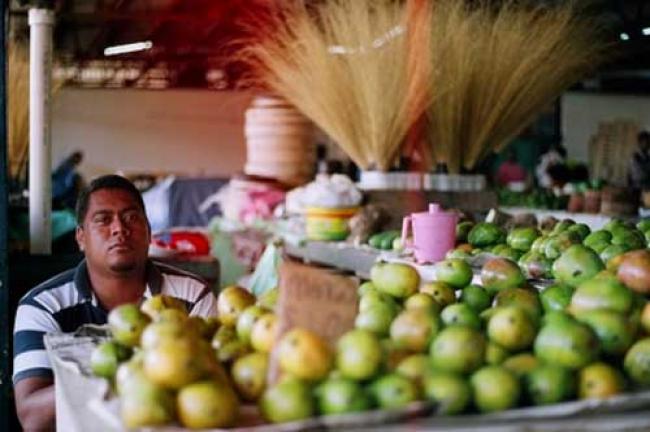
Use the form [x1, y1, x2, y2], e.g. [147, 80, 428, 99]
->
[13, 259, 218, 385]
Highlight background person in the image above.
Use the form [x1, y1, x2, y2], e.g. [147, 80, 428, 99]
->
[536, 143, 567, 188]
[629, 131, 650, 189]
[52, 151, 84, 210]
[496, 149, 528, 187]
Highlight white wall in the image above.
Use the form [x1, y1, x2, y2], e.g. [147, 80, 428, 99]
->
[61, 88, 635, 179]
[561, 92, 650, 162]
[52, 88, 253, 179]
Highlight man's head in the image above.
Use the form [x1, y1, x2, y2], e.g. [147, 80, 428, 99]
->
[638, 131, 650, 152]
[75, 175, 150, 277]
[506, 149, 517, 162]
[550, 143, 567, 158]
[70, 151, 83, 166]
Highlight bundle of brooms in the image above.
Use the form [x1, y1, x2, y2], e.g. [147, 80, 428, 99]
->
[241, 0, 607, 174]
[240, 0, 432, 171]
[8, 42, 30, 183]
[427, 0, 608, 173]
[8, 41, 64, 184]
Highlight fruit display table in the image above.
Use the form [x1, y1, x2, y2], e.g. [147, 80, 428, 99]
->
[283, 240, 499, 285]
[44, 214, 650, 431]
[45, 327, 650, 432]
[501, 207, 634, 230]
[284, 241, 379, 278]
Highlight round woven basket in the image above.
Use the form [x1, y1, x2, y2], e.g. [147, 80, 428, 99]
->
[244, 96, 315, 186]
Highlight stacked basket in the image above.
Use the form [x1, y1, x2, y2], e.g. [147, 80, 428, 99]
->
[244, 96, 315, 186]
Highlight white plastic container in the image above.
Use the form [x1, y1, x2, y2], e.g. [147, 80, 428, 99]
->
[405, 172, 422, 190]
[475, 174, 487, 191]
[437, 174, 452, 191]
[422, 173, 432, 191]
[358, 170, 391, 190]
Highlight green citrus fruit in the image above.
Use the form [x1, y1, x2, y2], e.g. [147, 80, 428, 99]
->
[441, 303, 481, 330]
[624, 338, 650, 386]
[487, 307, 537, 351]
[540, 284, 574, 313]
[369, 373, 419, 409]
[460, 284, 492, 313]
[108, 303, 151, 347]
[434, 259, 473, 289]
[423, 371, 471, 415]
[502, 353, 539, 377]
[552, 245, 604, 288]
[470, 366, 521, 413]
[90, 340, 131, 379]
[578, 362, 625, 399]
[481, 258, 526, 294]
[534, 320, 599, 370]
[526, 365, 575, 405]
[370, 263, 420, 299]
[430, 326, 486, 374]
[315, 377, 372, 415]
[390, 309, 441, 352]
[336, 329, 382, 380]
[420, 281, 456, 307]
[260, 378, 314, 423]
[177, 380, 240, 429]
[231, 352, 268, 402]
[575, 309, 635, 357]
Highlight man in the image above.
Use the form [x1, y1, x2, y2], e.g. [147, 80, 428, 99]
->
[13, 175, 218, 431]
[536, 143, 568, 189]
[52, 150, 84, 210]
[629, 131, 650, 190]
[496, 149, 528, 187]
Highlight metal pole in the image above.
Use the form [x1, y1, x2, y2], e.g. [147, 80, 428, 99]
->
[28, 8, 54, 255]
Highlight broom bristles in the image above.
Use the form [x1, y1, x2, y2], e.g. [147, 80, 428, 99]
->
[8, 41, 65, 183]
[8, 43, 29, 181]
[427, 0, 608, 173]
[239, 0, 432, 171]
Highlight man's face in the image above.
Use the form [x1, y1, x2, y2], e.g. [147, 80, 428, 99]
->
[75, 188, 150, 276]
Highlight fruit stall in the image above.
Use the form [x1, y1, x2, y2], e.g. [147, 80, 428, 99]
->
[47, 201, 650, 431]
[10, 0, 650, 431]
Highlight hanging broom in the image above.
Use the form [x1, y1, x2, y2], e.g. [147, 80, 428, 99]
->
[239, 0, 432, 171]
[427, 0, 609, 173]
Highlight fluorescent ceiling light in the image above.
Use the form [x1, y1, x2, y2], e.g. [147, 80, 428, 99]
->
[643, 27, 650, 36]
[104, 41, 153, 56]
[328, 25, 405, 55]
[620, 33, 630, 41]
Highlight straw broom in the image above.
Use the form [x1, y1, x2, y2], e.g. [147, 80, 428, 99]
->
[8, 42, 29, 182]
[8, 41, 64, 184]
[427, 1, 608, 172]
[239, 0, 432, 171]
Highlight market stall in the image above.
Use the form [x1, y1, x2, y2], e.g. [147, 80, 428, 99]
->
[7, 0, 650, 431]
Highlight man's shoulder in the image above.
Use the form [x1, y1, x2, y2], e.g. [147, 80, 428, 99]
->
[20, 268, 77, 305]
[153, 261, 208, 287]
[153, 261, 213, 306]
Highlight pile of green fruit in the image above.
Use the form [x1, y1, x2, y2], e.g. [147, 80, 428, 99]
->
[367, 230, 402, 251]
[451, 218, 650, 282]
[90, 287, 279, 429]
[497, 188, 568, 210]
[90, 223, 650, 427]
[351, 251, 650, 414]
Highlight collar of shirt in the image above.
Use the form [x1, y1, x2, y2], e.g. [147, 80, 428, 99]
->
[73, 259, 163, 308]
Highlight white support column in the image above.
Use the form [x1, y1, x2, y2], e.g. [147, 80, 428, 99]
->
[28, 8, 55, 255]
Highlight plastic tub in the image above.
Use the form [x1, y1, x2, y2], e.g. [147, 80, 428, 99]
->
[306, 206, 360, 241]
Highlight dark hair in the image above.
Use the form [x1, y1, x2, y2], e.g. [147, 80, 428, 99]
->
[638, 131, 650, 143]
[75, 175, 146, 225]
[550, 143, 567, 158]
